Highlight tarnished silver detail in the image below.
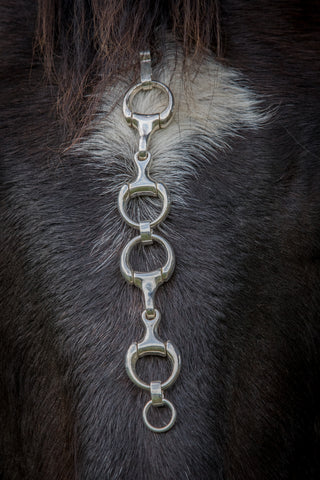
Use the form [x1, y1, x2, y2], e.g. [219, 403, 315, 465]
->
[119, 50, 180, 433]
[143, 399, 177, 433]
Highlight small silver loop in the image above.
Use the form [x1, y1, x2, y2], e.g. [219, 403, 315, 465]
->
[143, 398, 177, 433]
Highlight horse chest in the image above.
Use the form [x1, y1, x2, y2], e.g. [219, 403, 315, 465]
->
[1, 4, 320, 479]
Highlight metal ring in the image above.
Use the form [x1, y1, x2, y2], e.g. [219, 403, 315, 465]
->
[143, 398, 177, 433]
[123, 81, 174, 127]
[120, 233, 175, 285]
[125, 309, 181, 392]
[118, 182, 170, 229]
[125, 340, 181, 392]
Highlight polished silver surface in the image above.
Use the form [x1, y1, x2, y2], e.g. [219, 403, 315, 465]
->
[140, 51, 152, 87]
[150, 381, 163, 406]
[143, 398, 177, 433]
[128, 152, 155, 197]
[117, 152, 170, 229]
[120, 234, 175, 317]
[139, 221, 152, 245]
[119, 51, 180, 432]
[125, 310, 181, 391]
[123, 77, 174, 159]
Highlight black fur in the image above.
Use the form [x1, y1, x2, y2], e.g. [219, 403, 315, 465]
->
[1, 1, 320, 479]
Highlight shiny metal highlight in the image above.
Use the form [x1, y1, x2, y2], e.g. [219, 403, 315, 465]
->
[143, 399, 177, 433]
[118, 51, 180, 433]
[120, 234, 175, 317]
[125, 310, 181, 391]
[117, 152, 170, 229]
[123, 78, 174, 159]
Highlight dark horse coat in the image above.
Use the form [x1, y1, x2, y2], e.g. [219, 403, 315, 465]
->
[1, 1, 320, 478]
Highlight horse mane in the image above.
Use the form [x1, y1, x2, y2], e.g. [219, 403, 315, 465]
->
[35, 0, 221, 136]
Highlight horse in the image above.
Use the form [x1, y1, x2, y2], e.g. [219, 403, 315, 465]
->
[1, 0, 320, 478]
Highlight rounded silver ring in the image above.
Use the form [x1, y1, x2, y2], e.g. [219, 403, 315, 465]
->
[120, 233, 175, 285]
[142, 398, 177, 433]
[123, 81, 174, 126]
[118, 182, 169, 229]
[125, 339, 181, 391]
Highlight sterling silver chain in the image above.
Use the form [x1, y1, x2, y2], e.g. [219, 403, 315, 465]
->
[118, 52, 181, 433]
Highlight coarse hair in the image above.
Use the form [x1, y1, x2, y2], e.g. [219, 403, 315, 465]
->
[35, 0, 221, 136]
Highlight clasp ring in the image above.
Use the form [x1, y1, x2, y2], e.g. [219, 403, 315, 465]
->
[143, 398, 177, 433]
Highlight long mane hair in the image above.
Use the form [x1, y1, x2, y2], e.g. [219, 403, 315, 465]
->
[36, 0, 221, 135]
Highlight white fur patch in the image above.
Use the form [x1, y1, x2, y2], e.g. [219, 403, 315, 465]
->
[76, 48, 270, 267]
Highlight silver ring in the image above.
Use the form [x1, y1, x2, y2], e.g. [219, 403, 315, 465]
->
[120, 233, 175, 285]
[123, 81, 174, 127]
[118, 182, 170, 229]
[142, 398, 177, 433]
[125, 339, 181, 391]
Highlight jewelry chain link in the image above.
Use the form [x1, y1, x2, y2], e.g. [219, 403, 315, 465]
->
[118, 51, 181, 433]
